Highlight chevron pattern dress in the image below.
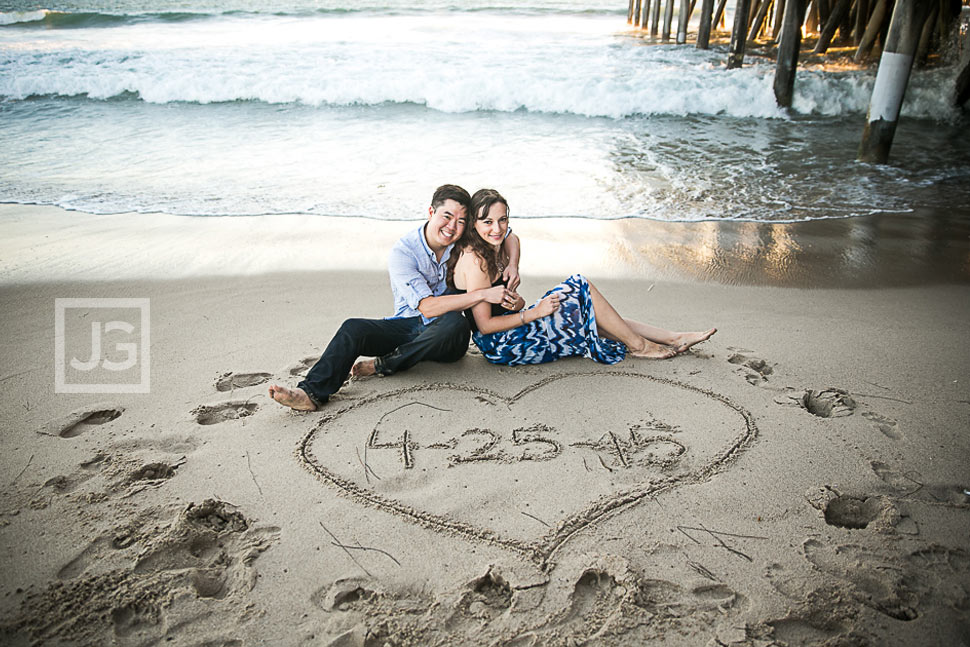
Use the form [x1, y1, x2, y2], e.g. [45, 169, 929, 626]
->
[472, 274, 626, 366]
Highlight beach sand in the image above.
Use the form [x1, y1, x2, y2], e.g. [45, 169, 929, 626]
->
[0, 205, 969, 646]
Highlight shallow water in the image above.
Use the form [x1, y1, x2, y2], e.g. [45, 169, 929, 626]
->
[2, 0, 969, 224]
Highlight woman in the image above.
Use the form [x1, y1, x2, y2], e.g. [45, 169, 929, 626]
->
[448, 188, 715, 366]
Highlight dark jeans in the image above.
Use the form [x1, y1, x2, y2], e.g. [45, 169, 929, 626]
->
[297, 311, 470, 407]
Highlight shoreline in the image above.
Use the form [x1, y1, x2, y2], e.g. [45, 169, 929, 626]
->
[2, 203, 968, 288]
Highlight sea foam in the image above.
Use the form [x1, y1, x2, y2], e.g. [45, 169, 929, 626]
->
[0, 11, 961, 120]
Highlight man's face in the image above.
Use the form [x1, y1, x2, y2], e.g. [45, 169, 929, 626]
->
[425, 199, 467, 251]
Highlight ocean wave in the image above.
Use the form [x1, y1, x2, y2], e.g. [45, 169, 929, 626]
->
[0, 63, 959, 120]
[0, 4, 620, 29]
[0, 9, 215, 28]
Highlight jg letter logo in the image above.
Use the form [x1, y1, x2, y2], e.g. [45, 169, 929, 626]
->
[55, 298, 150, 393]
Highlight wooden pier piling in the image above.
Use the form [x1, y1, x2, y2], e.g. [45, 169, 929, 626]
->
[678, 0, 691, 42]
[813, 0, 853, 53]
[697, 0, 716, 48]
[651, 0, 662, 35]
[727, 0, 753, 68]
[640, 0, 653, 29]
[858, 0, 930, 163]
[663, 0, 675, 41]
[773, 0, 808, 106]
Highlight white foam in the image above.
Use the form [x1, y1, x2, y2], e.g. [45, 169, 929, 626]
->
[0, 11, 960, 119]
[0, 10, 49, 25]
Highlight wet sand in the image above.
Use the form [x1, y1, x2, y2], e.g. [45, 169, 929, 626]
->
[2, 204, 968, 288]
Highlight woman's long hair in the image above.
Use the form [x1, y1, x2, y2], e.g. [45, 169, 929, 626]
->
[447, 188, 509, 289]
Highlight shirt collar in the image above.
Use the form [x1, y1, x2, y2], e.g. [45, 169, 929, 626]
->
[419, 222, 453, 265]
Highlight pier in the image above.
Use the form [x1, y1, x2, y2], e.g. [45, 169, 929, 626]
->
[627, 0, 970, 164]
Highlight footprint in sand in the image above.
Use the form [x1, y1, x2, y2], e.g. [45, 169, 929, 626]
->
[41, 405, 125, 438]
[193, 401, 258, 425]
[802, 539, 921, 621]
[449, 569, 513, 629]
[804, 485, 900, 531]
[861, 411, 901, 439]
[871, 461, 970, 508]
[800, 388, 856, 418]
[727, 350, 773, 385]
[126, 461, 180, 484]
[287, 356, 320, 377]
[215, 372, 272, 392]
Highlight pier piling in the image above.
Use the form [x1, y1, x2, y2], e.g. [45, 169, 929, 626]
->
[640, 0, 653, 29]
[858, 0, 930, 163]
[728, 0, 754, 68]
[854, 0, 889, 62]
[678, 0, 690, 42]
[773, 0, 808, 106]
[748, 0, 774, 41]
[713, 0, 729, 30]
[651, 0, 662, 35]
[814, 0, 853, 53]
[697, 0, 716, 48]
[663, 0, 675, 41]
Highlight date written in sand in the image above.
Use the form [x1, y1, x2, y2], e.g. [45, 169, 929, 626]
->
[368, 420, 686, 471]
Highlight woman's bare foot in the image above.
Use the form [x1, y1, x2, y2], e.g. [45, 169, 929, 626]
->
[672, 328, 717, 353]
[268, 385, 317, 411]
[351, 359, 376, 378]
[627, 339, 677, 359]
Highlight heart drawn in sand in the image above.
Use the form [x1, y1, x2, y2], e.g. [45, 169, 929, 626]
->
[299, 371, 756, 566]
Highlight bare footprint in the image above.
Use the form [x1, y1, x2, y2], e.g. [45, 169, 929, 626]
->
[193, 402, 258, 425]
[862, 411, 901, 439]
[727, 352, 773, 384]
[800, 388, 856, 418]
[42, 405, 125, 438]
[215, 372, 271, 392]
[287, 356, 320, 377]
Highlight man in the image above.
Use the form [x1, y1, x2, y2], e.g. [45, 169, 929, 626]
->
[269, 184, 520, 411]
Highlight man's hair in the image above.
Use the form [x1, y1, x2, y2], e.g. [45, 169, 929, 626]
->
[431, 184, 472, 212]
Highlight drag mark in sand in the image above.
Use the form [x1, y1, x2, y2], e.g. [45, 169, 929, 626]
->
[298, 371, 758, 568]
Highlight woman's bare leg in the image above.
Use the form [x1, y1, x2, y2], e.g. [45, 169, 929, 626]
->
[587, 282, 675, 359]
[624, 319, 717, 352]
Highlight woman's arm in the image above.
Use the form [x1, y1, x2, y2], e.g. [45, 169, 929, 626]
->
[459, 252, 558, 335]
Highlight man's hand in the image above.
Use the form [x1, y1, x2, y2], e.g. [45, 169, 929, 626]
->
[502, 264, 521, 292]
[501, 289, 521, 311]
[481, 284, 511, 305]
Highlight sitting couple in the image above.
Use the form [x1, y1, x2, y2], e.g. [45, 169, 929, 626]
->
[270, 184, 715, 411]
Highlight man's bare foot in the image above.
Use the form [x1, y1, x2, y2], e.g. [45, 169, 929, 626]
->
[672, 328, 717, 353]
[627, 339, 677, 359]
[268, 384, 317, 411]
[350, 359, 377, 378]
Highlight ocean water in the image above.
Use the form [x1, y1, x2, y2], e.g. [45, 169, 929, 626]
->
[1, 0, 969, 223]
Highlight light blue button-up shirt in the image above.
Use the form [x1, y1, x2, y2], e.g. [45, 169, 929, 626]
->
[387, 223, 453, 324]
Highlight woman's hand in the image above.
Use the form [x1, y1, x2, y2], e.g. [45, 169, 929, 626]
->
[533, 293, 560, 319]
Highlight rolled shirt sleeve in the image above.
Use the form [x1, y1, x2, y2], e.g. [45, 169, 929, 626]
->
[388, 244, 433, 312]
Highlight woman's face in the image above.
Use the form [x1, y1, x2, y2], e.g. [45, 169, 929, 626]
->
[474, 202, 508, 249]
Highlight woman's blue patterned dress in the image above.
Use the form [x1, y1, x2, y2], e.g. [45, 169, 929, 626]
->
[471, 273, 626, 366]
